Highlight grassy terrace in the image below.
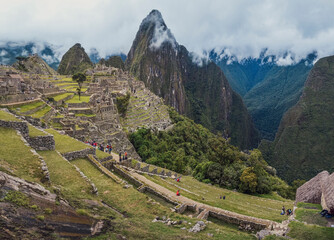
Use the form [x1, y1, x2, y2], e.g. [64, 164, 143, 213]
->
[29, 105, 51, 118]
[66, 95, 90, 103]
[53, 92, 74, 102]
[144, 175, 293, 222]
[0, 109, 21, 121]
[72, 158, 254, 239]
[9, 101, 44, 114]
[295, 202, 328, 227]
[95, 149, 111, 160]
[28, 123, 47, 137]
[45, 128, 91, 154]
[37, 151, 92, 200]
[0, 127, 43, 183]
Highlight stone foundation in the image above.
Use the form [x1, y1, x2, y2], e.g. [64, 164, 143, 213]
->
[27, 135, 55, 150]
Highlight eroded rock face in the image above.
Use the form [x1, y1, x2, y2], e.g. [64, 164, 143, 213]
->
[296, 170, 334, 214]
[0, 171, 109, 239]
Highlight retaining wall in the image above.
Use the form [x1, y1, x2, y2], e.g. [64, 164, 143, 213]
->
[209, 211, 267, 231]
[27, 135, 55, 150]
[0, 119, 29, 137]
[62, 148, 96, 161]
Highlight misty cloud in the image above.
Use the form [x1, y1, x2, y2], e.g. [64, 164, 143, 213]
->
[0, 0, 334, 62]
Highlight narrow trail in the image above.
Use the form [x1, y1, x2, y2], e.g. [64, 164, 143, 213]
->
[128, 169, 275, 228]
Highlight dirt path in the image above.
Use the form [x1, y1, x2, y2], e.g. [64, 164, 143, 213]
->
[129, 170, 274, 228]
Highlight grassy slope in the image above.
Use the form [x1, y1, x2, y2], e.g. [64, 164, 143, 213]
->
[244, 63, 311, 140]
[45, 128, 91, 153]
[0, 110, 22, 121]
[0, 127, 43, 183]
[66, 95, 90, 103]
[73, 158, 255, 240]
[144, 175, 293, 222]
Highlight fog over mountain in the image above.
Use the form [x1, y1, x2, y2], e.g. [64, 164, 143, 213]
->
[1, 0, 334, 63]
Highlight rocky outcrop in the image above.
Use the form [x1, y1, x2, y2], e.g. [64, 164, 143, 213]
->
[57, 43, 93, 75]
[0, 171, 108, 239]
[126, 10, 259, 149]
[296, 171, 334, 214]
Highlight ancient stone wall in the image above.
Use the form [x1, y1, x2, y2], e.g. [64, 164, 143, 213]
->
[68, 102, 89, 108]
[0, 119, 29, 137]
[26, 135, 55, 151]
[62, 148, 96, 161]
[111, 164, 142, 187]
[0, 93, 39, 104]
[209, 211, 267, 231]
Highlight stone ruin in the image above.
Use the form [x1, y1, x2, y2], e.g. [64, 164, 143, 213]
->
[296, 170, 334, 214]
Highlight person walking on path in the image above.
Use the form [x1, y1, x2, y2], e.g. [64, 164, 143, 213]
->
[176, 190, 180, 196]
[125, 152, 128, 160]
[119, 152, 122, 162]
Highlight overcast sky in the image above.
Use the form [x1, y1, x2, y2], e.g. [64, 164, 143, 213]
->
[1, 0, 334, 61]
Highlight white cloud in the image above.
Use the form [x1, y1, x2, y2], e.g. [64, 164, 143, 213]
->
[0, 0, 333, 62]
[0, 50, 7, 56]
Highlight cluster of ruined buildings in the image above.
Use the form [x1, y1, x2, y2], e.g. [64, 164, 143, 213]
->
[0, 66, 61, 104]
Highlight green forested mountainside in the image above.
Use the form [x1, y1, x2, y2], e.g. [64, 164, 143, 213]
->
[244, 62, 311, 140]
[126, 10, 259, 149]
[130, 109, 295, 198]
[57, 43, 93, 75]
[13, 54, 58, 75]
[98, 56, 125, 70]
[261, 55, 334, 183]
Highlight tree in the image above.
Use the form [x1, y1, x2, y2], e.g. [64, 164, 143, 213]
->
[72, 73, 86, 100]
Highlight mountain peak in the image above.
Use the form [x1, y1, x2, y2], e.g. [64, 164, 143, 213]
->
[140, 9, 165, 28]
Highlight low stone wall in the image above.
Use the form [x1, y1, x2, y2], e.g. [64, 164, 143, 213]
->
[209, 211, 267, 231]
[67, 102, 89, 108]
[62, 148, 96, 161]
[111, 164, 143, 187]
[69, 108, 93, 115]
[139, 186, 179, 206]
[0, 119, 29, 137]
[27, 135, 55, 151]
[0, 93, 39, 104]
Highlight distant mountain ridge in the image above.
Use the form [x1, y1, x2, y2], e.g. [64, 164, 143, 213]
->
[261, 55, 334, 183]
[211, 50, 316, 139]
[126, 10, 260, 149]
[0, 42, 60, 70]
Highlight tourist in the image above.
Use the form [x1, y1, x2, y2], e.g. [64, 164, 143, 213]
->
[177, 178, 180, 182]
[125, 152, 128, 160]
[176, 190, 180, 196]
[123, 155, 125, 161]
[281, 206, 285, 215]
[223, 196, 226, 200]
[119, 152, 121, 161]
[109, 146, 112, 154]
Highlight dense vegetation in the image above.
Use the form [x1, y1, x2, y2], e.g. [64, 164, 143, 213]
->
[262, 55, 334, 183]
[211, 51, 314, 140]
[116, 93, 130, 117]
[130, 109, 295, 197]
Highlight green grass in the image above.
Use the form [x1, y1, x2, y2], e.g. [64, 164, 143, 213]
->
[29, 105, 51, 118]
[75, 113, 96, 117]
[288, 221, 334, 240]
[53, 93, 74, 102]
[45, 128, 91, 153]
[0, 127, 43, 183]
[28, 124, 47, 137]
[9, 101, 44, 114]
[295, 202, 327, 226]
[72, 158, 255, 240]
[144, 175, 293, 222]
[66, 95, 90, 103]
[0, 110, 21, 121]
[37, 150, 92, 200]
[95, 149, 111, 160]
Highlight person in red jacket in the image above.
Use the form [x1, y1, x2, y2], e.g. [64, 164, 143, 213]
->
[176, 190, 180, 196]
